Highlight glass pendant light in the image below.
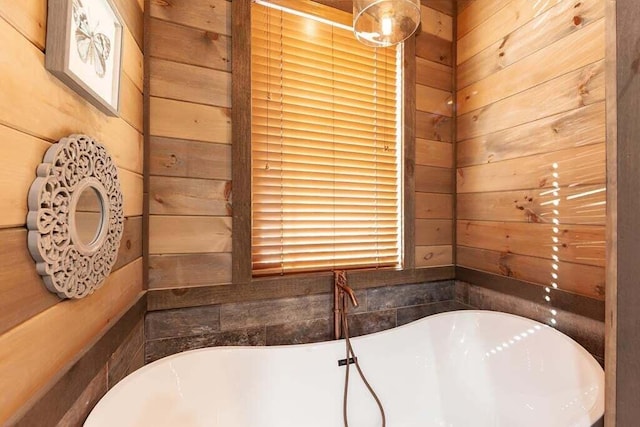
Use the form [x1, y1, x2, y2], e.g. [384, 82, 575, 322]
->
[353, 0, 421, 47]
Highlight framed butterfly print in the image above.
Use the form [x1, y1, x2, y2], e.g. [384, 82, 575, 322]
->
[45, 0, 123, 116]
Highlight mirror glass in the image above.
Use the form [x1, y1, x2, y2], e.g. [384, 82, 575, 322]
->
[75, 186, 104, 246]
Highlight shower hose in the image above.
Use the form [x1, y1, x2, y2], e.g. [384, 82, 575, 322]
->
[340, 296, 387, 427]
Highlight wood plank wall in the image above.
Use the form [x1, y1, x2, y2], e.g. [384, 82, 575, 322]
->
[455, 0, 606, 302]
[0, 0, 144, 422]
[147, 0, 454, 294]
[415, 0, 455, 268]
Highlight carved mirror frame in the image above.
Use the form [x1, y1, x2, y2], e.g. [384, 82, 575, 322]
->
[27, 134, 124, 299]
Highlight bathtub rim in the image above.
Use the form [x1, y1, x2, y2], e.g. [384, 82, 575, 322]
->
[94, 309, 605, 424]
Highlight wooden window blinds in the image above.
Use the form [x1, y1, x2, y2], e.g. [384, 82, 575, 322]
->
[251, 1, 402, 276]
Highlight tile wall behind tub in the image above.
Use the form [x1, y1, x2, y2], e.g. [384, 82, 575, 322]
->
[145, 280, 469, 362]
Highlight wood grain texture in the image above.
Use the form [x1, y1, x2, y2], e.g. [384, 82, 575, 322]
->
[457, 60, 605, 141]
[416, 193, 453, 219]
[149, 253, 232, 289]
[149, 216, 232, 255]
[457, 0, 559, 64]
[416, 111, 452, 142]
[457, 0, 605, 89]
[457, 185, 606, 225]
[416, 58, 452, 90]
[150, 0, 231, 35]
[456, 0, 510, 38]
[231, 0, 253, 284]
[11, 296, 145, 426]
[416, 138, 453, 168]
[0, 0, 144, 423]
[457, 102, 606, 167]
[457, 220, 605, 267]
[150, 96, 232, 143]
[150, 57, 232, 108]
[421, 0, 453, 16]
[416, 219, 453, 245]
[457, 144, 605, 193]
[416, 245, 453, 267]
[149, 176, 231, 216]
[420, 5, 453, 41]
[149, 136, 232, 180]
[416, 84, 453, 116]
[415, 32, 453, 66]
[0, 259, 143, 423]
[0, 18, 143, 174]
[458, 19, 605, 114]
[457, 246, 605, 300]
[415, 165, 453, 193]
[606, 0, 640, 423]
[148, 18, 231, 71]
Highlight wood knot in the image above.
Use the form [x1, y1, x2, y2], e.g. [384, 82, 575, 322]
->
[126, 240, 132, 249]
[164, 154, 178, 168]
[204, 31, 219, 41]
[423, 252, 434, 261]
[573, 16, 583, 26]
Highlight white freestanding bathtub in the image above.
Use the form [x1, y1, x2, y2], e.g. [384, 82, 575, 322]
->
[85, 310, 604, 427]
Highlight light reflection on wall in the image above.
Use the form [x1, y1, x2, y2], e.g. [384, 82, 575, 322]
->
[546, 162, 560, 327]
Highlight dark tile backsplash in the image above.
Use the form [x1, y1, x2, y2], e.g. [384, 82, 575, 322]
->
[145, 280, 458, 362]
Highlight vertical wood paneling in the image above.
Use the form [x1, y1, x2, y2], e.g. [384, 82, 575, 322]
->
[456, 0, 606, 306]
[0, 0, 144, 423]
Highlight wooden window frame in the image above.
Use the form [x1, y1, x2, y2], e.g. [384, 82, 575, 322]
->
[232, 0, 449, 290]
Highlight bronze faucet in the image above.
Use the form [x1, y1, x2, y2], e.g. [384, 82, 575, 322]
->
[334, 270, 358, 339]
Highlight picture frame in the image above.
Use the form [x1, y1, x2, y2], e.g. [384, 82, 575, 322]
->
[45, 0, 123, 117]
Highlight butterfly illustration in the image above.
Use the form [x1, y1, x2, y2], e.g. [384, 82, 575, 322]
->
[72, 0, 112, 78]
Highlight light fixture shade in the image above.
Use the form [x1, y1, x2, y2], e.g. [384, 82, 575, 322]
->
[353, 0, 421, 47]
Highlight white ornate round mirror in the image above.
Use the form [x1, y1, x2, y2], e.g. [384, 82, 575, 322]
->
[27, 134, 124, 299]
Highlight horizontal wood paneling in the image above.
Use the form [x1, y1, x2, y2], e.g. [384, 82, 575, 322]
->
[416, 245, 453, 267]
[416, 138, 453, 168]
[0, 1, 144, 423]
[150, 57, 232, 108]
[149, 96, 232, 144]
[150, 0, 231, 35]
[457, 246, 605, 300]
[458, 60, 605, 141]
[457, 0, 605, 89]
[0, 260, 143, 422]
[415, 165, 453, 193]
[457, 185, 606, 225]
[149, 253, 232, 289]
[416, 57, 452, 90]
[416, 84, 453, 116]
[457, 144, 605, 194]
[148, 18, 231, 71]
[457, 0, 559, 65]
[416, 111, 453, 142]
[149, 136, 232, 180]
[456, 0, 606, 308]
[149, 176, 231, 216]
[457, 102, 606, 167]
[149, 216, 232, 255]
[421, 0, 453, 16]
[416, 219, 453, 246]
[458, 220, 605, 267]
[415, 32, 453, 66]
[420, 5, 453, 41]
[458, 19, 605, 115]
[416, 193, 453, 219]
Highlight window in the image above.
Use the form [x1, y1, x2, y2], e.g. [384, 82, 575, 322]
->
[250, 1, 404, 277]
